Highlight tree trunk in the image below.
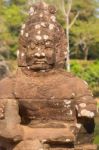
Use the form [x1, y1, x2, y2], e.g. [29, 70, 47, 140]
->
[84, 48, 89, 60]
[65, 15, 70, 72]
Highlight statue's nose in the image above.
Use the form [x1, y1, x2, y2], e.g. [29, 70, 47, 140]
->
[34, 52, 46, 58]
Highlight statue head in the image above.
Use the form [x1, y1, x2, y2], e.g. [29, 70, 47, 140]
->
[18, 2, 67, 72]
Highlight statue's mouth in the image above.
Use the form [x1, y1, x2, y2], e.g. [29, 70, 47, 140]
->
[27, 61, 54, 71]
[26, 58, 47, 65]
[34, 59, 47, 64]
[26, 56, 54, 71]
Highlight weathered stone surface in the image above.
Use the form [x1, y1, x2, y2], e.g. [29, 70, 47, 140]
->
[18, 2, 66, 69]
[13, 140, 44, 150]
[0, 1, 97, 150]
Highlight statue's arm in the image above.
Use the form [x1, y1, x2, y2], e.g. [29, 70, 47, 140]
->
[74, 78, 97, 137]
[0, 77, 23, 141]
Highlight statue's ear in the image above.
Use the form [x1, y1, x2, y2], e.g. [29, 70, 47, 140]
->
[17, 50, 27, 67]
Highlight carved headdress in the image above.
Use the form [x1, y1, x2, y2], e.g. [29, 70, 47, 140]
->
[18, 2, 67, 70]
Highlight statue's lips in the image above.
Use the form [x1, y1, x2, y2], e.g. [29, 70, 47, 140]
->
[27, 59, 48, 66]
[28, 63, 50, 70]
[27, 61, 54, 70]
[35, 61, 46, 64]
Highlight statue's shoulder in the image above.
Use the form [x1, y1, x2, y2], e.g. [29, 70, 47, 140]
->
[52, 69, 75, 81]
[52, 69, 92, 97]
[0, 74, 15, 99]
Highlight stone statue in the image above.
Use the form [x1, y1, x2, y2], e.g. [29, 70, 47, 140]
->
[0, 2, 97, 150]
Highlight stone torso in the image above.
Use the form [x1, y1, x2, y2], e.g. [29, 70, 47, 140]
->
[14, 69, 76, 124]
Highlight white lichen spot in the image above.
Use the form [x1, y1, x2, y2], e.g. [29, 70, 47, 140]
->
[49, 24, 54, 30]
[21, 30, 24, 36]
[46, 41, 50, 45]
[35, 35, 42, 41]
[43, 35, 49, 40]
[22, 24, 25, 29]
[37, 30, 41, 34]
[81, 109, 95, 118]
[39, 13, 43, 18]
[84, 80, 88, 86]
[75, 105, 78, 110]
[41, 52, 45, 57]
[37, 47, 40, 51]
[79, 103, 86, 108]
[76, 123, 81, 129]
[57, 28, 60, 32]
[35, 24, 41, 29]
[29, 7, 34, 15]
[41, 70, 46, 73]
[64, 52, 67, 57]
[67, 105, 71, 108]
[90, 112, 95, 118]
[70, 110, 73, 115]
[27, 66, 30, 69]
[37, 47, 41, 52]
[41, 22, 46, 27]
[17, 50, 19, 57]
[34, 53, 40, 57]
[64, 100, 71, 105]
[71, 129, 74, 133]
[30, 7, 34, 12]
[66, 110, 72, 115]
[25, 33, 29, 38]
[43, 2, 48, 8]
[42, 139, 47, 143]
[56, 103, 59, 106]
[66, 139, 71, 142]
[78, 113, 81, 117]
[50, 15, 56, 22]
[72, 93, 75, 97]
[21, 53, 25, 57]
[90, 92, 93, 96]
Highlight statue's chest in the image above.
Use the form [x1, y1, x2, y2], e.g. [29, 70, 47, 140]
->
[14, 74, 74, 100]
[14, 73, 76, 122]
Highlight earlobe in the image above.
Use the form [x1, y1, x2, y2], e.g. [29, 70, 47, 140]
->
[18, 51, 27, 67]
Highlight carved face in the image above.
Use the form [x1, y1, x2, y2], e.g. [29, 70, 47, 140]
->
[25, 42, 56, 71]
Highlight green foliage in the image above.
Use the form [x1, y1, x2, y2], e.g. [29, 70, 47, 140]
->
[72, 0, 97, 19]
[0, 0, 27, 58]
[71, 18, 99, 59]
[10, 0, 26, 5]
[3, 4, 27, 35]
[71, 60, 99, 96]
[94, 117, 99, 144]
[0, 0, 99, 59]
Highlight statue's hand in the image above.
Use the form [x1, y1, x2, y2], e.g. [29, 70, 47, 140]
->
[0, 99, 23, 142]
